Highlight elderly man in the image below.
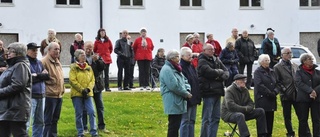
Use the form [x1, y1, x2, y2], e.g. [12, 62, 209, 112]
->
[221, 74, 268, 137]
[226, 28, 239, 45]
[198, 43, 229, 137]
[274, 47, 298, 137]
[261, 29, 281, 68]
[26, 42, 50, 137]
[70, 33, 84, 63]
[206, 34, 222, 56]
[114, 30, 134, 90]
[41, 42, 65, 137]
[235, 30, 257, 89]
[0, 40, 7, 75]
[40, 29, 62, 56]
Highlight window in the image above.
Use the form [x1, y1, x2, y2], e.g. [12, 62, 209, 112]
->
[240, 0, 263, 9]
[0, 0, 14, 6]
[120, 0, 144, 8]
[56, 0, 81, 7]
[180, 0, 203, 8]
[291, 48, 307, 58]
[300, 0, 320, 8]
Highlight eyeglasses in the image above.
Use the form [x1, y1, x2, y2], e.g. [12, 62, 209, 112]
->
[283, 52, 292, 55]
[205, 48, 215, 51]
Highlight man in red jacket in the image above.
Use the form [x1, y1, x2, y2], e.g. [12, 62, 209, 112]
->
[206, 33, 222, 57]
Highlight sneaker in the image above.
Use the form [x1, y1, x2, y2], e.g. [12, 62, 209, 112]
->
[129, 86, 136, 89]
[123, 87, 131, 90]
[140, 87, 144, 90]
[146, 86, 151, 90]
[118, 87, 123, 91]
[99, 129, 110, 134]
[105, 88, 111, 92]
[84, 129, 89, 134]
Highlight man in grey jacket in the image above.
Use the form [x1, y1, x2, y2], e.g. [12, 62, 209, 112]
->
[221, 74, 267, 137]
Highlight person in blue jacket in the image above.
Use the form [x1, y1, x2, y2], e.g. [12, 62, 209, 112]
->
[160, 49, 192, 137]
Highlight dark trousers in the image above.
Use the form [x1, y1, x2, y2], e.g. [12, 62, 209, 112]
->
[265, 111, 274, 137]
[168, 114, 182, 137]
[225, 64, 238, 87]
[0, 121, 28, 137]
[137, 60, 150, 87]
[239, 62, 253, 88]
[117, 57, 131, 88]
[226, 108, 267, 136]
[43, 97, 63, 137]
[83, 92, 105, 130]
[104, 64, 110, 90]
[281, 100, 298, 136]
[129, 60, 136, 87]
[296, 102, 320, 137]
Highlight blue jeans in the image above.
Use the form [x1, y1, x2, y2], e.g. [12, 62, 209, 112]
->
[200, 96, 221, 137]
[180, 105, 197, 137]
[27, 98, 45, 137]
[72, 97, 97, 136]
[83, 92, 105, 130]
[43, 97, 62, 137]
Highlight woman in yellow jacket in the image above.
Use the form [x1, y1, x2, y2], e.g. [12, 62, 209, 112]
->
[69, 49, 98, 137]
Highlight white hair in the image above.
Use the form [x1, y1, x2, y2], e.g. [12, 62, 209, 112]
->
[281, 47, 291, 54]
[299, 53, 314, 64]
[180, 47, 192, 56]
[193, 32, 200, 37]
[166, 49, 179, 60]
[75, 33, 82, 38]
[266, 30, 274, 35]
[258, 54, 270, 65]
[48, 29, 56, 35]
[7, 42, 27, 57]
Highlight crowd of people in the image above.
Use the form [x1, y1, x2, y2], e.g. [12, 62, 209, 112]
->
[0, 27, 319, 137]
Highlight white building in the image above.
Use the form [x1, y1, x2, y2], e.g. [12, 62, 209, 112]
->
[1, 0, 320, 78]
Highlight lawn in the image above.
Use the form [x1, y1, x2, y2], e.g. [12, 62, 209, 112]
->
[47, 90, 299, 137]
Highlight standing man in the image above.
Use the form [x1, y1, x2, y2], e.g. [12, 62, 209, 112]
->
[83, 41, 110, 133]
[0, 40, 7, 75]
[127, 35, 136, 89]
[41, 42, 65, 137]
[114, 30, 134, 90]
[274, 47, 299, 137]
[261, 29, 281, 68]
[198, 43, 229, 137]
[206, 34, 222, 57]
[26, 42, 50, 137]
[226, 28, 239, 45]
[235, 30, 257, 89]
[40, 29, 62, 56]
[70, 33, 84, 63]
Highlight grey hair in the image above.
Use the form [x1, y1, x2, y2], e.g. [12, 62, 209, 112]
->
[166, 49, 179, 61]
[180, 47, 192, 57]
[74, 49, 85, 61]
[47, 42, 60, 51]
[75, 33, 82, 38]
[84, 41, 94, 48]
[266, 30, 274, 35]
[281, 47, 291, 54]
[203, 43, 214, 51]
[242, 30, 248, 34]
[300, 53, 313, 64]
[206, 33, 213, 39]
[7, 42, 27, 56]
[193, 32, 200, 37]
[258, 54, 270, 65]
[48, 29, 56, 35]
[226, 42, 234, 49]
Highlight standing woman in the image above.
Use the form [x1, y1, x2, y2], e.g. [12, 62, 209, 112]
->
[69, 49, 98, 137]
[0, 42, 31, 136]
[160, 50, 192, 137]
[133, 28, 154, 90]
[94, 28, 113, 92]
[219, 42, 239, 87]
[295, 53, 320, 137]
[254, 54, 278, 137]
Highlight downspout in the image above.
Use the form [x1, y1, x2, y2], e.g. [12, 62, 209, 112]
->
[99, 0, 103, 28]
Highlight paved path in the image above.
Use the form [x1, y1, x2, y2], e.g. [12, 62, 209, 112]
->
[64, 87, 160, 93]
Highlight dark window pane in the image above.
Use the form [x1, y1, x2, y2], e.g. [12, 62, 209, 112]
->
[70, 0, 80, 5]
[192, 0, 201, 6]
[181, 0, 190, 6]
[133, 0, 143, 6]
[120, 0, 130, 5]
[56, 0, 67, 4]
[240, 0, 249, 6]
[312, 0, 320, 6]
[1, 0, 12, 3]
[300, 0, 308, 6]
[252, 0, 261, 6]
[291, 48, 307, 58]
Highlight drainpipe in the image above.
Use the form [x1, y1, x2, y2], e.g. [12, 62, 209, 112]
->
[99, 0, 103, 28]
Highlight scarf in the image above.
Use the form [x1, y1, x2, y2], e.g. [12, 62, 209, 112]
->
[169, 60, 182, 72]
[77, 62, 87, 69]
[142, 37, 148, 49]
[269, 38, 277, 55]
[302, 64, 314, 75]
[45, 37, 60, 45]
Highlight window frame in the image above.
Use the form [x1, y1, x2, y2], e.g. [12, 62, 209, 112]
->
[55, 0, 82, 8]
[179, 0, 204, 10]
[119, 0, 145, 9]
[300, 0, 320, 9]
[239, 0, 264, 10]
[0, 0, 14, 7]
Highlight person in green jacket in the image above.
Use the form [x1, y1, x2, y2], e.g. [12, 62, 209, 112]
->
[160, 49, 192, 137]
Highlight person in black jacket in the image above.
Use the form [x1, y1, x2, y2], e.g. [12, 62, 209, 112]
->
[235, 30, 257, 89]
[295, 53, 320, 137]
[220, 42, 239, 87]
[151, 48, 165, 89]
[261, 30, 281, 68]
[198, 43, 229, 137]
[0, 40, 7, 75]
[254, 54, 279, 137]
[179, 47, 201, 137]
[0, 42, 31, 136]
[82, 41, 110, 134]
[114, 30, 134, 90]
[70, 33, 84, 63]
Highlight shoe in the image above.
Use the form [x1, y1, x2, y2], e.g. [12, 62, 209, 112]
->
[146, 86, 151, 90]
[129, 86, 136, 89]
[140, 87, 144, 90]
[99, 129, 110, 134]
[123, 87, 131, 90]
[84, 129, 89, 134]
[105, 88, 111, 92]
[118, 87, 123, 91]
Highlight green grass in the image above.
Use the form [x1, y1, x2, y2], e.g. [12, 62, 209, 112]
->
[37, 90, 299, 137]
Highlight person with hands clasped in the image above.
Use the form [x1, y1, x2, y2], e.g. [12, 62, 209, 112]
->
[69, 49, 98, 137]
[160, 50, 192, 137]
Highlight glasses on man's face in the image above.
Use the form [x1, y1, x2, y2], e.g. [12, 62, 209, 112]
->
[205, 48, 214, 51]
[283, 52, 292, 55]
